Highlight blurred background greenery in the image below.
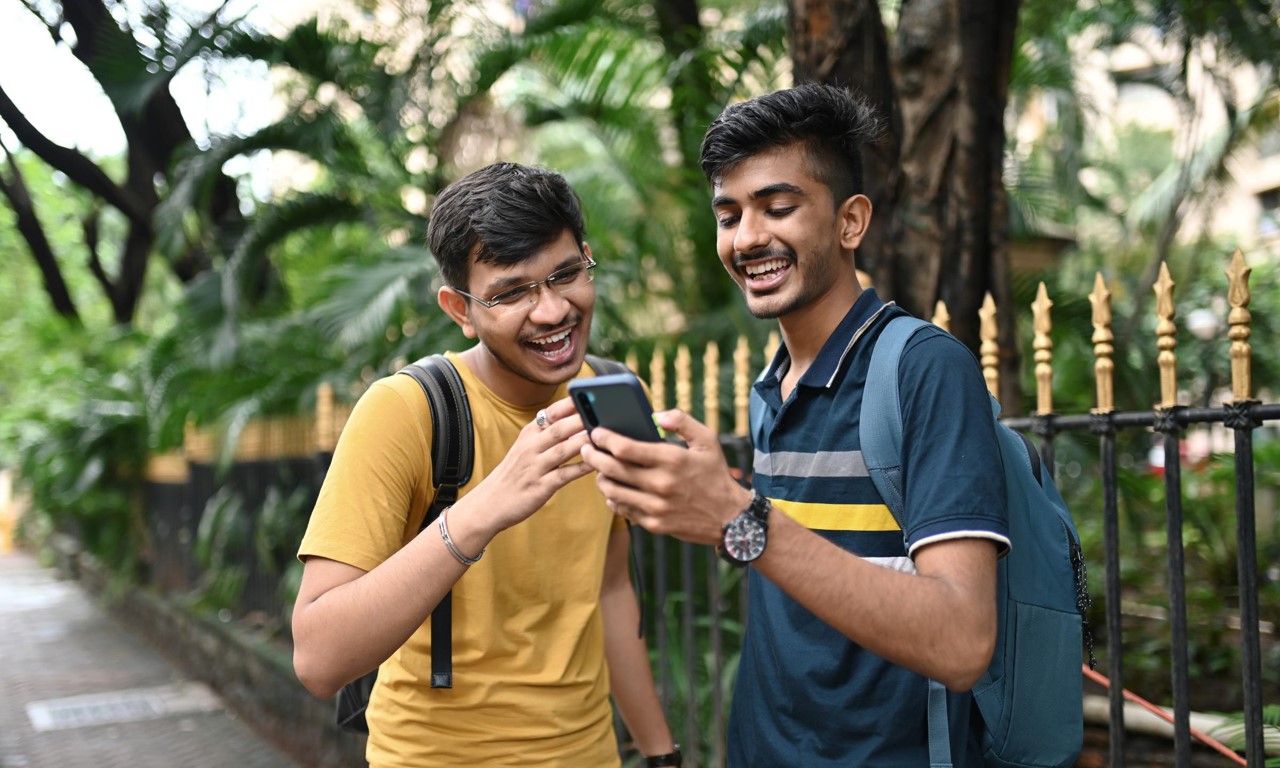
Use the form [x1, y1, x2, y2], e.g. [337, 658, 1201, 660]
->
[2, 0, 1279, 761]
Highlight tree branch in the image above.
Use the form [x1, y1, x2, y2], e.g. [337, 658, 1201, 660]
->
[0, 84, 148, 224]
[82, 207, 115, 300]
[0, 140, 81, 322]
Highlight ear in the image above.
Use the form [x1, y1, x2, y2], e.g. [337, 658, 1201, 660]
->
[837, 194, 873, 252]
[438, 286, 477, 338]
[582, 241, 594, 261]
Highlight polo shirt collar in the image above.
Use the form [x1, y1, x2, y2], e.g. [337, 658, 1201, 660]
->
[761, 288, 894, 391]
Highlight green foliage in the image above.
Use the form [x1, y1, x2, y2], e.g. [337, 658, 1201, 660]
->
[193, 485, 249, 611]
[11, 338, 150, 571]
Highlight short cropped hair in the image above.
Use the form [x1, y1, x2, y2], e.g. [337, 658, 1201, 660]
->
[699, 83, 883, 205]
[428, 162, 587, 291]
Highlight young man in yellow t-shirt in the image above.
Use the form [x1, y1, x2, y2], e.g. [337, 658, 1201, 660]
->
[292, 163, 679, 768]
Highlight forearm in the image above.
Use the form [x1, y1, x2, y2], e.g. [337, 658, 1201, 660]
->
[293, 501, 499, 698]
[754, 511, 998, 690]
[601, 582, 675, 756]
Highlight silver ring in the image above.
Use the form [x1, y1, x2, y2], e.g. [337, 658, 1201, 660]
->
[535, 409, 549, 429]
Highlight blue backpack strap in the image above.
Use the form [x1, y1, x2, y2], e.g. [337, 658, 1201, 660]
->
[859, 314, 932, 529]
[859, 315, 953, 768]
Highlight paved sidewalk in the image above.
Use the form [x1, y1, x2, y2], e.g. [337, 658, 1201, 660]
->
[0, 549, 301, 768]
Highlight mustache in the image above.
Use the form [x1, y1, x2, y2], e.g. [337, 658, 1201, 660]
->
[520, 314, 582, 342]
[733, 248, 795, 270]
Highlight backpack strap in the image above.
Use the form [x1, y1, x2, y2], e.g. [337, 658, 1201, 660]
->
[859, 315, 932, 530]
[585, 354, 627, 376]
[397, 354, 473, 689]
[859, 315, 953, 768]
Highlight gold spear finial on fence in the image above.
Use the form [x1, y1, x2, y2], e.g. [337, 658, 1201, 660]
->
[979, 293, 1000, 398]
[317, 382, 336, 453]
[734, 336, 750, 436]
[1032, 282, 1055, 415]
[1226, 249, 1253, 402]
[1089, 272, 1115, 414]
[704, 341, 720, 434]
[676, 344, 693, 414]
[765, 330, 780, 365]
[1154, 262, 1179, 408]
[932, 300, 951, 332]
[651, 348, 667, 411]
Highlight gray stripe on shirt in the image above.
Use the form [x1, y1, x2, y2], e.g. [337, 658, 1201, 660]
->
[753, 450, 869, 478]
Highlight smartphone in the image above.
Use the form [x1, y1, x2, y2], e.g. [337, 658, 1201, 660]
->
[568, 373, 663, 443]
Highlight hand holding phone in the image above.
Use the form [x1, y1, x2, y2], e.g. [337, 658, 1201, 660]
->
[568, 373, 662, 443]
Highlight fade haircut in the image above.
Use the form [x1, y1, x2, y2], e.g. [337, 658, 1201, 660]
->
[428, 162, 587, 292]
[699, 83, 883, 206]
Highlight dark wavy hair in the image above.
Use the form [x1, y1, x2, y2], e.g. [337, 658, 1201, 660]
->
[428, 162, 586, 291]
[699, 83, 883, 205]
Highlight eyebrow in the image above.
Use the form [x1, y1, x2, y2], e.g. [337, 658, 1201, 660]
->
[481, 252, 584, 294]
[712, 182, 807, 208]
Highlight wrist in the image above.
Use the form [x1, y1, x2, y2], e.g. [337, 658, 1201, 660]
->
[434, 499, 497, 554]
[644, 745, 682, 767]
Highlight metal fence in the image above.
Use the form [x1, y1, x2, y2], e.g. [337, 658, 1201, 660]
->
[142, 250, 1278, 767]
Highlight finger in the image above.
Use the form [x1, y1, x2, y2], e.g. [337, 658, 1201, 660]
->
[539, 410, 586, 442]
[545, 396, 580, 421]
[545, 459, 594, 488]
[580, 442, 646, 485]
[653, 409, 717, 448]
[541, 431, 593, 470]
[595, 474, 663, 518]
[586, 427, 665, 467]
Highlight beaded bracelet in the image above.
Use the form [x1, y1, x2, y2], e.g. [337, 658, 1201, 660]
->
[438, 506, 484, 566]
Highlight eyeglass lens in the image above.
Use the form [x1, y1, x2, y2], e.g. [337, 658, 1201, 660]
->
[488, 261, 595, 311]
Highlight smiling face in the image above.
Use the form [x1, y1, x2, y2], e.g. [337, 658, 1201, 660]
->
[438, 229, 595, 404]
[711, 144, 871, 323]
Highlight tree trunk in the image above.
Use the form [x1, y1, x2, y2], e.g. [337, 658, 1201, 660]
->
[790, 0, 1024, 408]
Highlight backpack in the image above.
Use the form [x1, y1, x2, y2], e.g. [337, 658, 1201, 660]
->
[858, 315, 1090, 768]
[334, 353, 628, 733]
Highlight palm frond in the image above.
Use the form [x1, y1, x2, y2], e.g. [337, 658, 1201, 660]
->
[307, 246, 438, 353]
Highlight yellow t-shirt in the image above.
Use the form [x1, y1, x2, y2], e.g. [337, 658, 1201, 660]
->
[299, 353, 624, 767]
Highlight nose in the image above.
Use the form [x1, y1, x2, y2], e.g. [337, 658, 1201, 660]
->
[526, 281, 572, 324]
[733, 210, 770, 255]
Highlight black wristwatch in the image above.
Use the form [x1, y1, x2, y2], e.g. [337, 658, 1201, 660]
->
[644, 746, 682, 767]
[718, 489, 771, 567]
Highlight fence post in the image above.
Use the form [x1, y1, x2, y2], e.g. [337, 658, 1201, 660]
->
[1225, 250, 1265, 768]
[1089, 271, 1126, 767]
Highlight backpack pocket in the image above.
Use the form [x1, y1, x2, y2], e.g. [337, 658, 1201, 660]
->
[975, 601, 1083, 768]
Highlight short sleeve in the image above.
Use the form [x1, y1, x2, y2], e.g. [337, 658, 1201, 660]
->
[895, 332, 1010, 557]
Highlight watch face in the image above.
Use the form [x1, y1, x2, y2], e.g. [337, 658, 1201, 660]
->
[723, 515, 767, 563]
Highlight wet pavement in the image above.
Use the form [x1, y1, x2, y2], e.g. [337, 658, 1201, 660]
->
[0, 549, 301, 768]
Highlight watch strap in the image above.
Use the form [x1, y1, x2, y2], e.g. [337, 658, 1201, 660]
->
[645, 746, 682, 767]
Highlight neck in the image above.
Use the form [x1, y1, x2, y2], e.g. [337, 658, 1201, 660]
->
[777, 280, 862, 381]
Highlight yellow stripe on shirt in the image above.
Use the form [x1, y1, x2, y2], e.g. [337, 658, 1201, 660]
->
[770, 498, 901, 532]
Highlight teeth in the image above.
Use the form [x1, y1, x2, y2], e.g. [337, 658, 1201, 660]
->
[531, 329, 571, 346]
[745, 259, 788, 276]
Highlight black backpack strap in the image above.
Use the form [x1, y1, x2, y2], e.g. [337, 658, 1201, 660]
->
[397, 354, 473, 689]
[584, 353, 647, 638]
[585, 353, 627, 377]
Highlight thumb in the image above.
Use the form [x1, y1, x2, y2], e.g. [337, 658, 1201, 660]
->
[654, 409, 716, 447]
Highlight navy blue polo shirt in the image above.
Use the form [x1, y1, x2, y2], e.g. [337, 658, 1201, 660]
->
[728, 289, 1010, 767]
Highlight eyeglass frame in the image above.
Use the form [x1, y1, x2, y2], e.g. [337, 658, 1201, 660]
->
[452, 255, 597, 311]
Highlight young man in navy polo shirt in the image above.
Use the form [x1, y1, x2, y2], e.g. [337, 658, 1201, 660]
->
[581, 84, 1010, 766]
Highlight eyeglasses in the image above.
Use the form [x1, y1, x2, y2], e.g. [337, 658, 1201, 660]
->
[456, 257, 597, 314]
